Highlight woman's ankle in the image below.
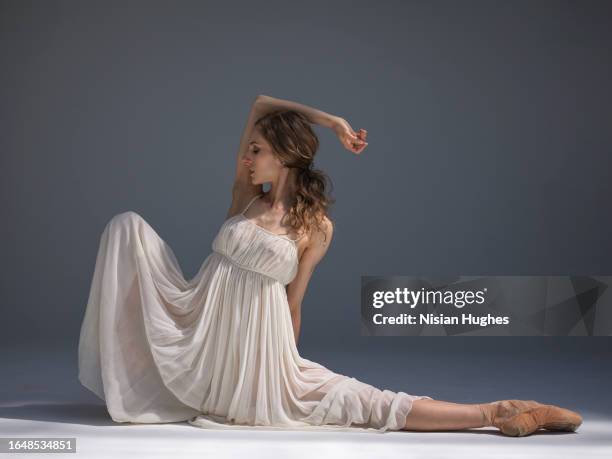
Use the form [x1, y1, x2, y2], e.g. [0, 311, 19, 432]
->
[477, 402, 495, 427]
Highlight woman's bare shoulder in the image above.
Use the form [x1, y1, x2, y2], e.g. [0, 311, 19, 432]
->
[303, 213, 334, 247]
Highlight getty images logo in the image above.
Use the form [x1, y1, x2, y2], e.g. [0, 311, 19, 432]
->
[371, 287, 487, 309]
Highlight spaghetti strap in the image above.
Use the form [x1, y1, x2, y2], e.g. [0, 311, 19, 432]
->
[291, 231, 307, 243]
[241, 193, 263, 216]
[241, 193, 306, 243]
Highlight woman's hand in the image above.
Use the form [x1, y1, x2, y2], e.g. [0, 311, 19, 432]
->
[332, 117, 368, 155]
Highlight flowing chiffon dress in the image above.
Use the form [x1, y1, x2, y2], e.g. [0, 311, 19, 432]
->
[78, 193, 433, 433]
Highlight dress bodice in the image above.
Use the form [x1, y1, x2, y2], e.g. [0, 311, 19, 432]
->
[211, 212, 299, 286]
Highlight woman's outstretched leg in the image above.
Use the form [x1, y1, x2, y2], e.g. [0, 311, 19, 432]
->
[403, 399, 489, 431]
[403, 399, 583, 436]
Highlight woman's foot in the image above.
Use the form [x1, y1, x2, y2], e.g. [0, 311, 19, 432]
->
[479, 400, 583, 437]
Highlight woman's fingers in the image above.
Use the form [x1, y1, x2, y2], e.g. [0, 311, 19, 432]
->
[351, 140, 368, 154]
[340, 127, 368, 153]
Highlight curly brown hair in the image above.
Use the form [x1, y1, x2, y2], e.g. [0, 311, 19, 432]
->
[254, 109, 335, 242]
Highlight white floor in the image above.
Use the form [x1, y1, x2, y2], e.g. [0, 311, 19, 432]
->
[1, 401, 610, 459]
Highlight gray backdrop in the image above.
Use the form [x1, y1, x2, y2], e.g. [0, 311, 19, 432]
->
[1, 0, 611, 415]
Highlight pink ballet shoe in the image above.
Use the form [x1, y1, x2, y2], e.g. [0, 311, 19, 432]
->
[488, 400, 583, 437]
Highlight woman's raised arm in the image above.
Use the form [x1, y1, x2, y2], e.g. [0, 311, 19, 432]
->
[257, 95, 369, 155]
[228, 95, 368, 218]
[233, 93, 339, 190]
[232, 95, 266, 191]
[255, 94, 339, 129]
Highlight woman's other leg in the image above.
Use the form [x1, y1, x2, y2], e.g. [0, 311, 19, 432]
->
[403, 399, 490, 431]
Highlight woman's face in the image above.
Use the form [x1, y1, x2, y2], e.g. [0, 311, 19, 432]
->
[244, 129, 283, 185]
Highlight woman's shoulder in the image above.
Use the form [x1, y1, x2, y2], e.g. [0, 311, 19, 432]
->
[319, 215, 334, 243]
[317, 214, 334, 234]
[302, 213, 333, 246]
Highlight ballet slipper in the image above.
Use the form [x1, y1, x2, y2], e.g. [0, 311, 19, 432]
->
[486, 400, 583, 437]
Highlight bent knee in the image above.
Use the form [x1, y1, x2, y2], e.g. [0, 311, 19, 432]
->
[109, 210, 142, 227]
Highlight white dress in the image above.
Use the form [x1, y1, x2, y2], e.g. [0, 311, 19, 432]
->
[78, 193, 433, 433]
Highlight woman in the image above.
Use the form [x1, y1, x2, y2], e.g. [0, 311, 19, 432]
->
[78, 94, 582, 436]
